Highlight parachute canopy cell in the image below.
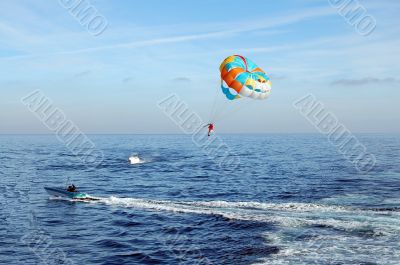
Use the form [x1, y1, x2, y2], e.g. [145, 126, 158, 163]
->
[220, 55, 272, 100]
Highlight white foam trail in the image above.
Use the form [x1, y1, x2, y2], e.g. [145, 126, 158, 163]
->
[176, 200, 350, 212]
[56, 195, 400, 264]
[255, 231, 400, 265]
[94, 197, 400, 235]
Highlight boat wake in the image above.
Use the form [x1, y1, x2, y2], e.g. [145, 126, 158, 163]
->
[101, 197, 400, 264]
[93, 197, 400, 234]
[54, 195, 400, 264]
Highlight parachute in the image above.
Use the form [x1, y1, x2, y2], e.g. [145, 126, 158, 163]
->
[220, 55, 272, 100]
[208, 55, 272, 123]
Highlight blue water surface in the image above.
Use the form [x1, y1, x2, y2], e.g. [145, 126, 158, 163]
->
[0, 134, 399, 265]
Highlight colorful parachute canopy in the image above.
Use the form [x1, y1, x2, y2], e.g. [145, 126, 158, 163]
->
[220, 55, 272, 100]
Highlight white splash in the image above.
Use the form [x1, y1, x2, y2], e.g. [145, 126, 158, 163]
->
[128, 155, 145, 164]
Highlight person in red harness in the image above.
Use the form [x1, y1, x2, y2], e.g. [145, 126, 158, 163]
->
[205, 123, 214, 137]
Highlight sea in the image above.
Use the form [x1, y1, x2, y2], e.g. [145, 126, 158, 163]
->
[0, 134, 399, 265]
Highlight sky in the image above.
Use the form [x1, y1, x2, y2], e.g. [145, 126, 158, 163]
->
[1, 0, 399, 134]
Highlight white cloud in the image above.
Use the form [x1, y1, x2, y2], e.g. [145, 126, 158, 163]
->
[0, 5, 337, 59]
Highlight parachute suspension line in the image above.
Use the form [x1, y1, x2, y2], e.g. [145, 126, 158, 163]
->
[210, 83, 234, 123]
[209, 81, 232, 123]
[208, 81, 220, 123]
[212, 97, 255, 123]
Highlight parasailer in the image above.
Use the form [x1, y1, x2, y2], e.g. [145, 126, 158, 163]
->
[207, 55, 272, 135]
[204, 123, 214, 137]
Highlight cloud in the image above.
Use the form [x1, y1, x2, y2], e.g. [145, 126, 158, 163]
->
[172, 77, 191, 83]
[0, 6, 336, 60]
[74, 70, 91, 77]
[122, 77, 132, 83]
[331, 77, 400, 86]
[69, 6, 334, 55]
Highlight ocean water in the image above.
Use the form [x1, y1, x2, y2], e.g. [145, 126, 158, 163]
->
[1, 134, 399, 265]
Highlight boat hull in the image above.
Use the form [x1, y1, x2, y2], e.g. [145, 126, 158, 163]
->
[44, 187, 96, 200]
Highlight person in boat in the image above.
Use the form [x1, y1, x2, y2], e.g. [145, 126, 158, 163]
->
[67, 184, 76, 192]
[204, 123, 214, 137]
